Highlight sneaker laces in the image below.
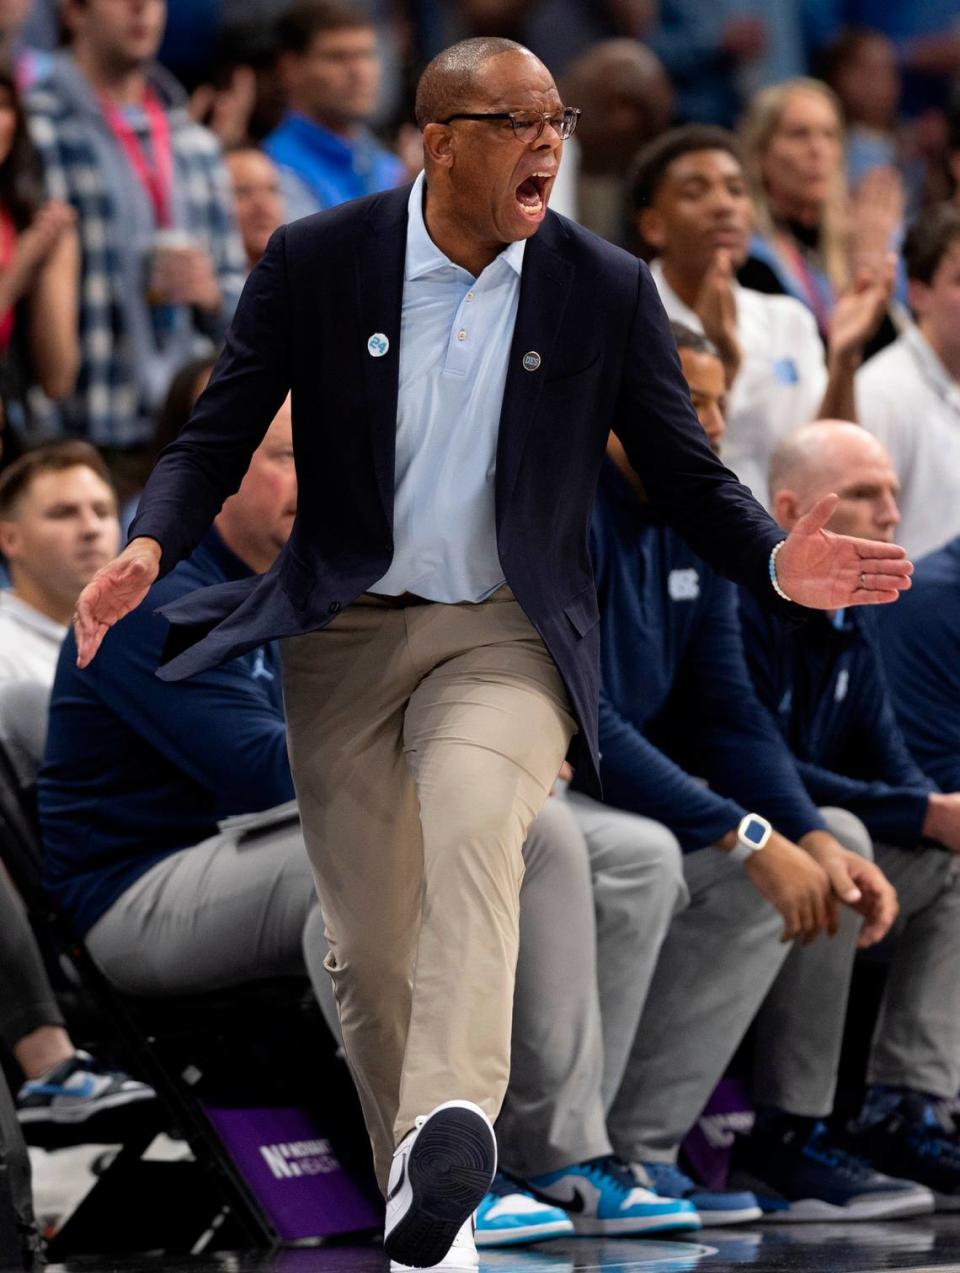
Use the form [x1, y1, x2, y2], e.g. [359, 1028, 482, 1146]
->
[910, 1096, 960, 1140]
[581, 1155, 637, 1196]
[863, 1089, 959, 1141]
[804, 1125, 879, 1184]
[641, 1161, 694, 1198]
[864, 1093, 960, 1159]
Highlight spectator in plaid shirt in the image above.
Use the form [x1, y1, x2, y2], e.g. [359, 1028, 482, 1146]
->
[26, 0, 245, 457]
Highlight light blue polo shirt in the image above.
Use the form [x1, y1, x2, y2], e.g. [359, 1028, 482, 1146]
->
[372, 171, 525, 602]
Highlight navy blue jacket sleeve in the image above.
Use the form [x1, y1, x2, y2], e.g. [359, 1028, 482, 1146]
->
[82, 586, 294, 811]
[598, 686, 746, 851]
[129, 227, 291, 575]
[676, 580, 827, 843]
[612, 262, 795, 615]
[791, 760, 930, 847]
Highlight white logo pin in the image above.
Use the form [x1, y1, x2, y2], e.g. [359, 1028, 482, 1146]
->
[367, 332, 389, 358]
[522, 351, 541, 372]
[668, 568, 700, 602]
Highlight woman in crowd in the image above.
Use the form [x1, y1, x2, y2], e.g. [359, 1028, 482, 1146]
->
[738, 76, 903, 339]
[0, 67, 77, 424]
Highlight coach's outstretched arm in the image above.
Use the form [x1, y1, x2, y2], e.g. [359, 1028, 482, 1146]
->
[75, 226, 292, 668]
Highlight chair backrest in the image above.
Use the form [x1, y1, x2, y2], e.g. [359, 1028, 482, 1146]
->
[0, 679, 48, 790]
[0, 733, 46, 915]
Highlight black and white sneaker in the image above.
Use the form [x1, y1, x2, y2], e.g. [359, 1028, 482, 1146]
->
[384, 1100, 496, 1269]
[390, 1216, 478, 1270]
[16, 1051, 156, 1130]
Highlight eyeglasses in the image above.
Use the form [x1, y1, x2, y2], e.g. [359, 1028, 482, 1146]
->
[439, 107, 581, 142]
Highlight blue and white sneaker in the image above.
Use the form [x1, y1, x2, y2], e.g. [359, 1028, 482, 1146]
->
[527, 1154, 701, 1235]
[729, 1120, 934, 1222]
[16, 1051, 155, 1129]
[475, 1173, 574, 1247]
[635, 1160, 762, 1226]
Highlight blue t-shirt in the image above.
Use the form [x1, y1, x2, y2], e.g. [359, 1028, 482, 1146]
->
[40, 529, 295, 936]
[263, 112, 404, 218]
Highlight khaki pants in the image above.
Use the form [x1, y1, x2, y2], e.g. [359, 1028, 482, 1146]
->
[281, 588, 575, 1189]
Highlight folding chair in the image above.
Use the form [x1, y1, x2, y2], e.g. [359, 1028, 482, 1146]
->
[0, 742, 380, 1258]
[0, 1064, 41, 1272]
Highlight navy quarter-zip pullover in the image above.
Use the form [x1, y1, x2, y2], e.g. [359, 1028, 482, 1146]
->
[739, 589, 935, 848]
[577, 459, 825, 850]
[877, 537, 960, 794]
[40, 529, 295, 937]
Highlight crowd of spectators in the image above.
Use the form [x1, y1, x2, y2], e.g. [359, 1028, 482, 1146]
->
[6, 0, 960, 1257]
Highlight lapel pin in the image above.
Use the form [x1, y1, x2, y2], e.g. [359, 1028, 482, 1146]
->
[367, 332, 389, 358]
[522, 351, 541, 372]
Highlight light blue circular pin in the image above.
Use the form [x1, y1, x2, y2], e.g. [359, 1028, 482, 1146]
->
[522, 350, 541, 372]
[367, 332, 389, 358]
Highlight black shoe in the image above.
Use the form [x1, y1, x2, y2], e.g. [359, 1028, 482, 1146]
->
[843, 1092, 960, 1212]
[730, 1117, 933, 1222]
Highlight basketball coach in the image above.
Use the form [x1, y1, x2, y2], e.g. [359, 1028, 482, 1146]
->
[74, 36, 912, 1271]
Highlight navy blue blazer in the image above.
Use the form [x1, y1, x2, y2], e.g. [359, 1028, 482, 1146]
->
[130, 183, 788, 793]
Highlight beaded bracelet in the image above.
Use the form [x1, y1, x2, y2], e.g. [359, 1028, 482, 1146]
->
[769, 540, 793, 603]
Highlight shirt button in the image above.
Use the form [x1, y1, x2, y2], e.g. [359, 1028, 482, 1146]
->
[328, 600, 342, 615]
[457, 329, 466, 342]
[466, 291, 474, 302]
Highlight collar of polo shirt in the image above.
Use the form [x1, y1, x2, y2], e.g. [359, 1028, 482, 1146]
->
[405, 171, 526, 283]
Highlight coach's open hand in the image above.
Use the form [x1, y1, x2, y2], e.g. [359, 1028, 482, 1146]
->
[776, 493, 912, 609]
[74, 493, 913, 670]
[74, 537, 162, 668]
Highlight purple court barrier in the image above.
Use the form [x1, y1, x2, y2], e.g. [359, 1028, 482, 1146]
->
[681, 1077, 756, 1192]
[202, 1104, 383, 1242]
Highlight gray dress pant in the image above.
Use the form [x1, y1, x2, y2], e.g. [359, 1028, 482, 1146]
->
[756, 840, 960, 1107]
[568, 793, 869, 1164]
[0, 867, 65, 1052]
[498, 795, 612, 1177]
[85, 820, 339, 1036]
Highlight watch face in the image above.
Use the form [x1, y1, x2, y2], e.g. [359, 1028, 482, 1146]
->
[742, 818, 768, 846]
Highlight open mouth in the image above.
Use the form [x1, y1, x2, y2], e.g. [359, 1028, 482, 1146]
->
[515, 171, 551, 219]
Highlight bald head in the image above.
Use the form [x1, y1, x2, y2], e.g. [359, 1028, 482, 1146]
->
[415, 36, 536, 128]
[770, 421, 901, 543]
